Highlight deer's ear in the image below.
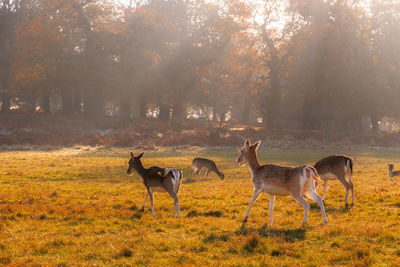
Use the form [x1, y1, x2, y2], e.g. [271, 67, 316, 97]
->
[138, 152, 144, 159]
[130, 152, 134, 158]
[251, 140, 261, 150]
[244, 139, 251, 148]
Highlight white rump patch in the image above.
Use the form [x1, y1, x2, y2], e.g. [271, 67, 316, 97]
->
[344, 160, 352, 182]
[164, 167, 182, 193]
[301, 167, 308, 186]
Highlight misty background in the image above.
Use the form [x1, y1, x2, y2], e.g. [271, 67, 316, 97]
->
[0, 0, 399, 146]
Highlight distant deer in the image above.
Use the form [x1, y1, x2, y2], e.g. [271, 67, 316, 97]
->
[127, 152, 182, 218]
[192, 158, 224, 180]
[238, 139, 327, 226]
[387, 164, 400, 178]
[314, 155, 354, 206]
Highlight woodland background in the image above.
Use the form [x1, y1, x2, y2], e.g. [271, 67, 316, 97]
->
[1, 0, 400, 146]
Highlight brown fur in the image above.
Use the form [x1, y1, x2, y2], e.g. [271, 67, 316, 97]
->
[314, 155, 354, 206]
[238, 139, 327, 225]
[127, 152, 182, 218]
[387, 164, 400, 178]
[192, 158, 224, 180]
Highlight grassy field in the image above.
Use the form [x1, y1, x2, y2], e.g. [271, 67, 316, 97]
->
[0, 145, 400, 266]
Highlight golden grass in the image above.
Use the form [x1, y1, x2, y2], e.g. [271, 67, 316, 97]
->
[0, 146, 400, 266]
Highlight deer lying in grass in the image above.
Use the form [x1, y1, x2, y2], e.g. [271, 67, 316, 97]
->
[387, 164, 400, 178]
[127, 152, 182, 218]
[192, 158, 224, 180]
[314, 155, 354, 206]
[238, 139, 327, 226]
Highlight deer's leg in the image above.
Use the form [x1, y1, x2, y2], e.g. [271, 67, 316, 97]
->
[141, 192, 148, 211]
[305, 188, 327, 224]
[205, 169, 210, 178]
[146, 187, 154, 216]
[322, 181, 328, 200]
[269, 195, 275, 226]
[349, 178, 354, 205]
[192, 167, 199, 178]
[346, 171, 354, 205]
[167, 190, 180, 218]
[337, 174, 351, 206]
[175, 197, 180, 218]
[290, 192, 310, 225]
[243, 187, 262, 223]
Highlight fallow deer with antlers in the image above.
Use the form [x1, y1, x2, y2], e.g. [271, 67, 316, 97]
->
[237, 139, 327, 226]
[127, 152, 182, 218]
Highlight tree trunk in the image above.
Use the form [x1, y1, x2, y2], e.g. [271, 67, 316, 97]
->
[42, 88, 51, 114]
[261, 27, 281, 131]
[72, 92, 81, 113]
[266, 53, 281, 131]
[158, 102, 170, 121]
[139, 99, 147, 119]
[84, 85, 104, 120]
[371, 114, 379, 133]
[242, 100, 251, 124]
[61, 86, 73, 115]
[303, 93, 313, 128]
[171, 101, 183, 131]
[1, 93, 10, 113]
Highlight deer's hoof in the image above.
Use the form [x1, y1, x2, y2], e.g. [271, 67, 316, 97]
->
[243, 217, 248, 223]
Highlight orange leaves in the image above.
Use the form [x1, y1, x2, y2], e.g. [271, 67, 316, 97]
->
[229, 0, 252, 21]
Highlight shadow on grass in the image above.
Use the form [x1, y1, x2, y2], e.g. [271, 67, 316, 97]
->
[324, 204, 353, 213]
[130, 206, 143, 220]
[186, 210, 223, 218]
[182, 177, 215, 184]
[182, 178, 197, 184]
[236, 224, 306, 243]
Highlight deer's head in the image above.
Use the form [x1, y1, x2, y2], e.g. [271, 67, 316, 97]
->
[127, 152, 144, 175]
[237, 139, 260, 166]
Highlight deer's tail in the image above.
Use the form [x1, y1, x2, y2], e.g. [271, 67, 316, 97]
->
[165, 167, 183, 193]
[345, 157, 353, 174]
[303, 166, 321, 181]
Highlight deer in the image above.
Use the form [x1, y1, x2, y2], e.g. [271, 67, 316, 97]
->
[314, 155, 354, 206]
[238, 139, 327, 226]
[192, 158, 224, 180]
[387, 164, 400, 178]
[127, 152, 182, 218]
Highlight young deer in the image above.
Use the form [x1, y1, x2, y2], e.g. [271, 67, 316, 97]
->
[387, 164, 400, 178]
[192, 158, 224, 180]
[127, 152, 182, 218]
[314, 155, 354, 206]
[238, 139, 327, 226]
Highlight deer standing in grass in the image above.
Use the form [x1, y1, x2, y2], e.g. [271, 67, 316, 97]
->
[314, 155, 354, 206]
[387, 164, 400, 178]
[237, 139, 327, 226]
[127, 152, 182, 218]
[192, 158, 224, 180]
